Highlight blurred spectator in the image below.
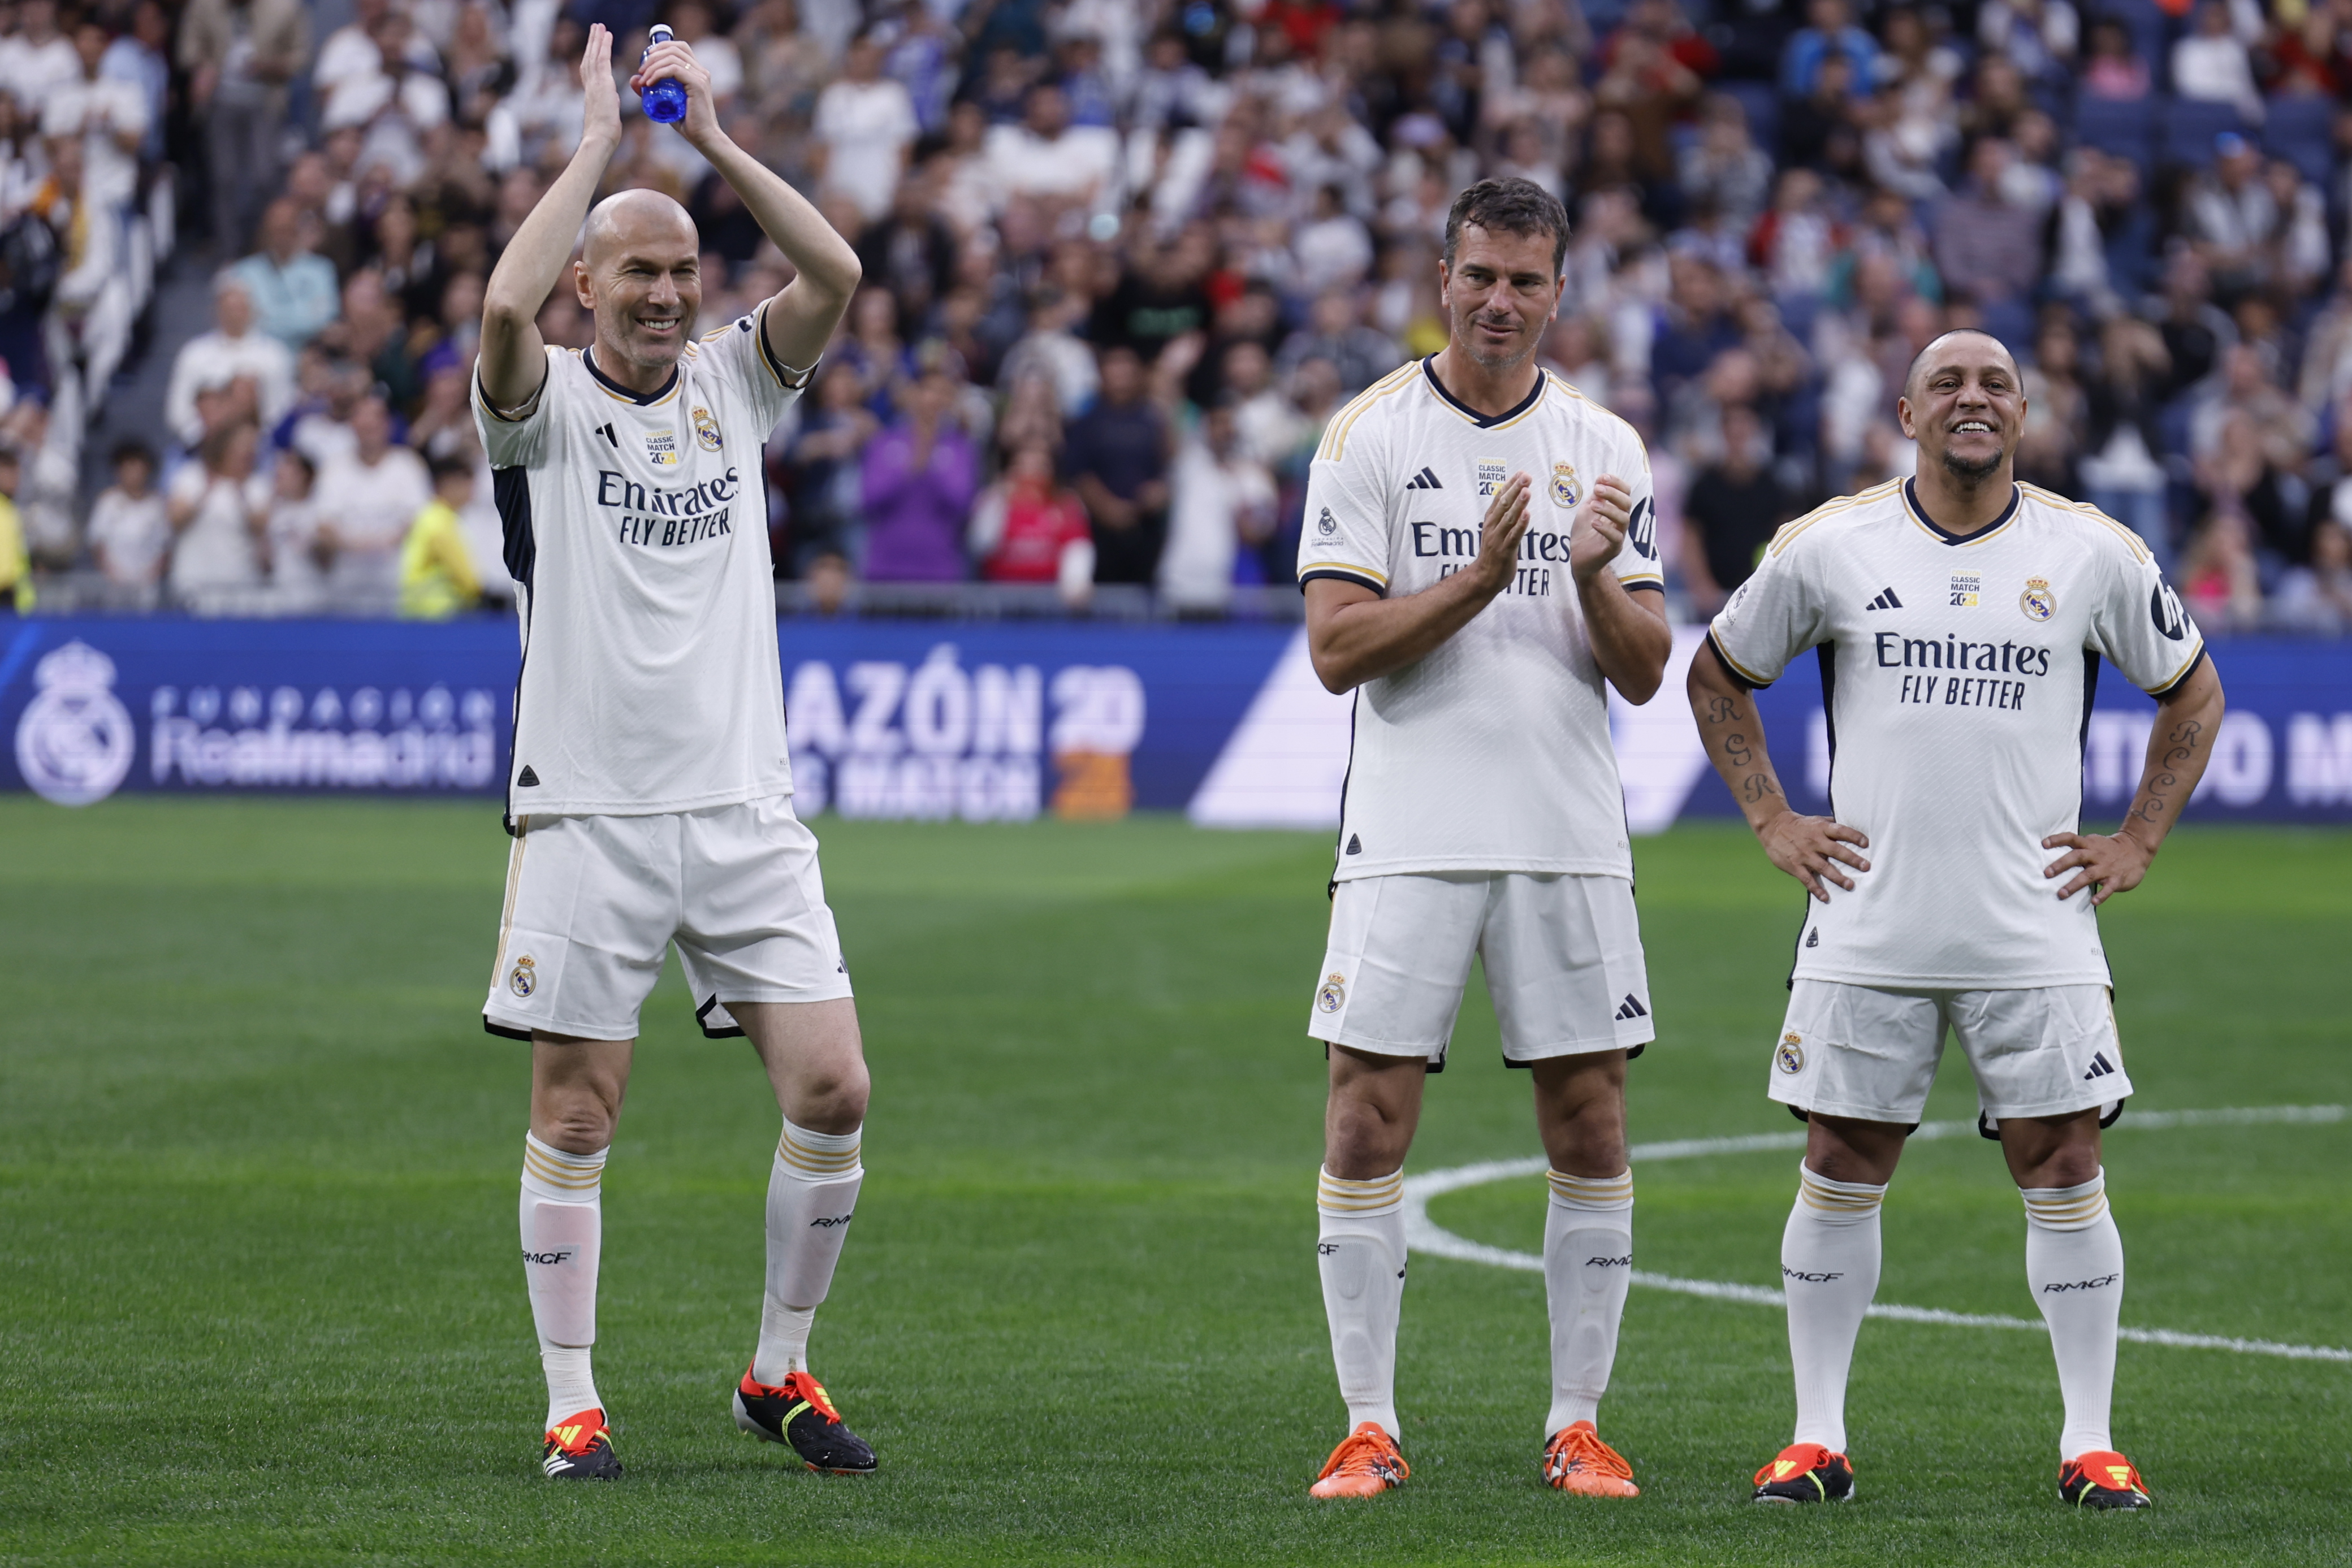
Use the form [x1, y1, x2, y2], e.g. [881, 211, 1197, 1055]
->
[985, 83, 1119, 212]
[232, 200, 340, 349]
[2017, 317, 2085, 495]
[47, 15, 147, 218]
[1931, 138, 2043, 305]
[263, 447, 324, 609]
[179, 0, 309, 252]
[167, 276, 295, 447]
[2171, 1, 2263, 122]
[310, 392, 430, 607]
[970, 439, 1092, 588]
[859, 359, 979, 582]
[1278, 290, 1403, 394]
[1065, 345, 1171, 584]
[1680, 97, 1772, 237]
[2179, 508, 2265, 626]
[812, 32, 918, 223]
[1781, 0, 1877, 98]
[1680, 403, 1790, 616]
[88, 440, 166, 595]
[1160, 399, 1276, 612]
[2080, 16, 2150, 101]
[398, 454, 481, 618]
[779, 359, 878, 573]
[2275, 519, 2352, 631]
[0, 449, 23, 612]
[166, 418, 268, 604]
[2081, 315, 2174, 561]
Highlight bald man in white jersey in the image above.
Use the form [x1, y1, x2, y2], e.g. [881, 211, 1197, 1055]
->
[475, 25, 873, 1480]
[1688, 330, 2225, 1510]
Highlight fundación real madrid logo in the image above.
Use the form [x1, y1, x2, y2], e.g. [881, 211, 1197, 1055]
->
[14, 639, 135, 807]
[1316, 972, 1347, 1013]
[691, 405, 723, 452]
[1775, 1032, 1805, 1075]
[2020, 576, 2057, 622]
[1550, 461, 1580, 509]
[509, 954, 538, 998]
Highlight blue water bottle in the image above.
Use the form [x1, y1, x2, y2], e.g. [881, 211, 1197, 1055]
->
[640, 24, 686, 123]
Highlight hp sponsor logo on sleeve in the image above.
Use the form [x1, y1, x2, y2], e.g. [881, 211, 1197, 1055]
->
[14, 640, 135, 806]
[1625, 495, 1657, 560]
[2151, 578, 2190, 641]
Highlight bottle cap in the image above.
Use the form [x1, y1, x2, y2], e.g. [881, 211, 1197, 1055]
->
[649, 23, 673, 41]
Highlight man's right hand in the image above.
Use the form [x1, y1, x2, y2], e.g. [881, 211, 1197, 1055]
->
[1757, 809, 1871, 902]
[1469, 472, 1532, 595]
[581, 23, 622, 150]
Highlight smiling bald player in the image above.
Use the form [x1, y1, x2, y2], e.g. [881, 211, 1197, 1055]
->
[1687, 330, 2225, 1510]
[474, 24, 872, 1480]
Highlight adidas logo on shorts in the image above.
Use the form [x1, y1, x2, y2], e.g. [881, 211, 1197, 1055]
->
[2082, 1050, 2118, 1081]
[1614, 994, 1648, 1021]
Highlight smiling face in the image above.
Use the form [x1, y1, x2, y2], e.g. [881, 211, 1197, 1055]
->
[577, 190, 703, 383]
[1439, 222, 1565, 372]
[1898, 330, 2026, 483]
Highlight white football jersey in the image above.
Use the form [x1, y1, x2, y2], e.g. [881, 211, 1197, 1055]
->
[1296, 359, 1664, 882]
[475, 305, 807, 821]
[1708, 478, 2208, 990]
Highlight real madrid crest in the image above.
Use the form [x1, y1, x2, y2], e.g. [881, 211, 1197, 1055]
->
[2019, 576, 2056, 622]
[691, 405, 723, 452]
[509, 954, 538, 998]
[1316, 972, 1347, 1013]
[1550, 461, 1580, 509]
[1775, 1032, 1804, 1075]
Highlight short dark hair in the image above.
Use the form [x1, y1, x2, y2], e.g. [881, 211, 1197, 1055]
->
[430, 453, 475, 484]
[1443, 178, 1571, 277]
[109, 438, 155, 470]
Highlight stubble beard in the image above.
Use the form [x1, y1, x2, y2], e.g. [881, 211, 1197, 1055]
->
[1458, 315, 1532, 373]
[1940, 444, 2004, 484]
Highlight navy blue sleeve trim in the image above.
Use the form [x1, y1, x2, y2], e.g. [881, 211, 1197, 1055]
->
[2146, 644, 2208, 700]
[1299, 566, 1387, 597]
[1701, 628, 1768, 690]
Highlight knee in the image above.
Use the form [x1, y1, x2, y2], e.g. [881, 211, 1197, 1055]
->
[793, 1059, 871, 1136]
[537, 1094, 617, 1154]
[1325, 1096, 1409, 1177]
[2026, 1146, 2103, 1191]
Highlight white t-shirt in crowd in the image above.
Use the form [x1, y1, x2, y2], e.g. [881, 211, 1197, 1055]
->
[1707, 478, 2208, 990]
[812, 77, 917, 219]
[1160, 436, 1274, 610]
[473, 305, 806, 820]
[87, 487, 170, 586]
[1296, 360, 1665, 883]
[983, 122, 1119, 205]
[166, 328, 296, 445]
[41, 74, 147, 209]
[312, 444, 432, 604]
[165, 466, 269, 597]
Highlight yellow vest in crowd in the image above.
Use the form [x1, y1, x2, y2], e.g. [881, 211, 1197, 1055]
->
[398, 500, 479, 620]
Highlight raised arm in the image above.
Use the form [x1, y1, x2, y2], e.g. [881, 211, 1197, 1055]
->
[1687, 636, 1871, 902]
[2043, 655, 2225, 905]
[478, 24, 621, 411]
[638, 38, 861, 375]
[1305, 471, 1533, 693]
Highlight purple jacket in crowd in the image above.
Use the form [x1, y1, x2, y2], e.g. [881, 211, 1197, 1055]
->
[859, 422, 979, 582]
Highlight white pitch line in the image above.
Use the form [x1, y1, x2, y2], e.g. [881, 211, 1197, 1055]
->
[1402, 1104, 2351, 1364]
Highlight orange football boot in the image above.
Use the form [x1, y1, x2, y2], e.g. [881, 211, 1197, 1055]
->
[1543, 1419, 1639, 1497]
[1309, 1422, 1409, 1498]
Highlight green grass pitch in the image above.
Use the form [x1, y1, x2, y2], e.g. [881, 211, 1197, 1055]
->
[2, 799, 2347, 1567]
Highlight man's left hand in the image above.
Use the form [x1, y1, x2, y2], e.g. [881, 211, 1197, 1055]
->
[634, 38, 724, 149]
[1569, 474, 1633, 585]
[2042, 830, 2156, 906]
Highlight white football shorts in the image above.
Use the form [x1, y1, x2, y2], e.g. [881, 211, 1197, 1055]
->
[482, 794, 853, 1043]
[1768, 980, 2130, 1126]
[1307, 872, 1653, 1070]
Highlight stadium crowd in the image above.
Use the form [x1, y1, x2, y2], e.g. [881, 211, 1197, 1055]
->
[5, 0, 2352, 629]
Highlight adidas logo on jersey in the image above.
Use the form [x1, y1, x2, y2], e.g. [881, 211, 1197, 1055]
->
[1404, 466, 1443, 490]
[1865, 587, 1904, 610]
[1345, 834, 1362, 855]
[1614, 994, 1648, 1021]
[517, 765, 541, 787]
[1805, 928, 1819, 948]
[2082, 1050, 2118, 1081]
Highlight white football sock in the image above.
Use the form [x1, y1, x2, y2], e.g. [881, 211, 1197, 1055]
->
[1317, 1166, 1406, 1442]
[1782, 1163, 1885, 1454]
[751, 1119, 863, 1384]
[1542, 1167, 1633, 1437]
[2021, 1169, 2124, 1460]
[520, 1132, 606, 1428]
